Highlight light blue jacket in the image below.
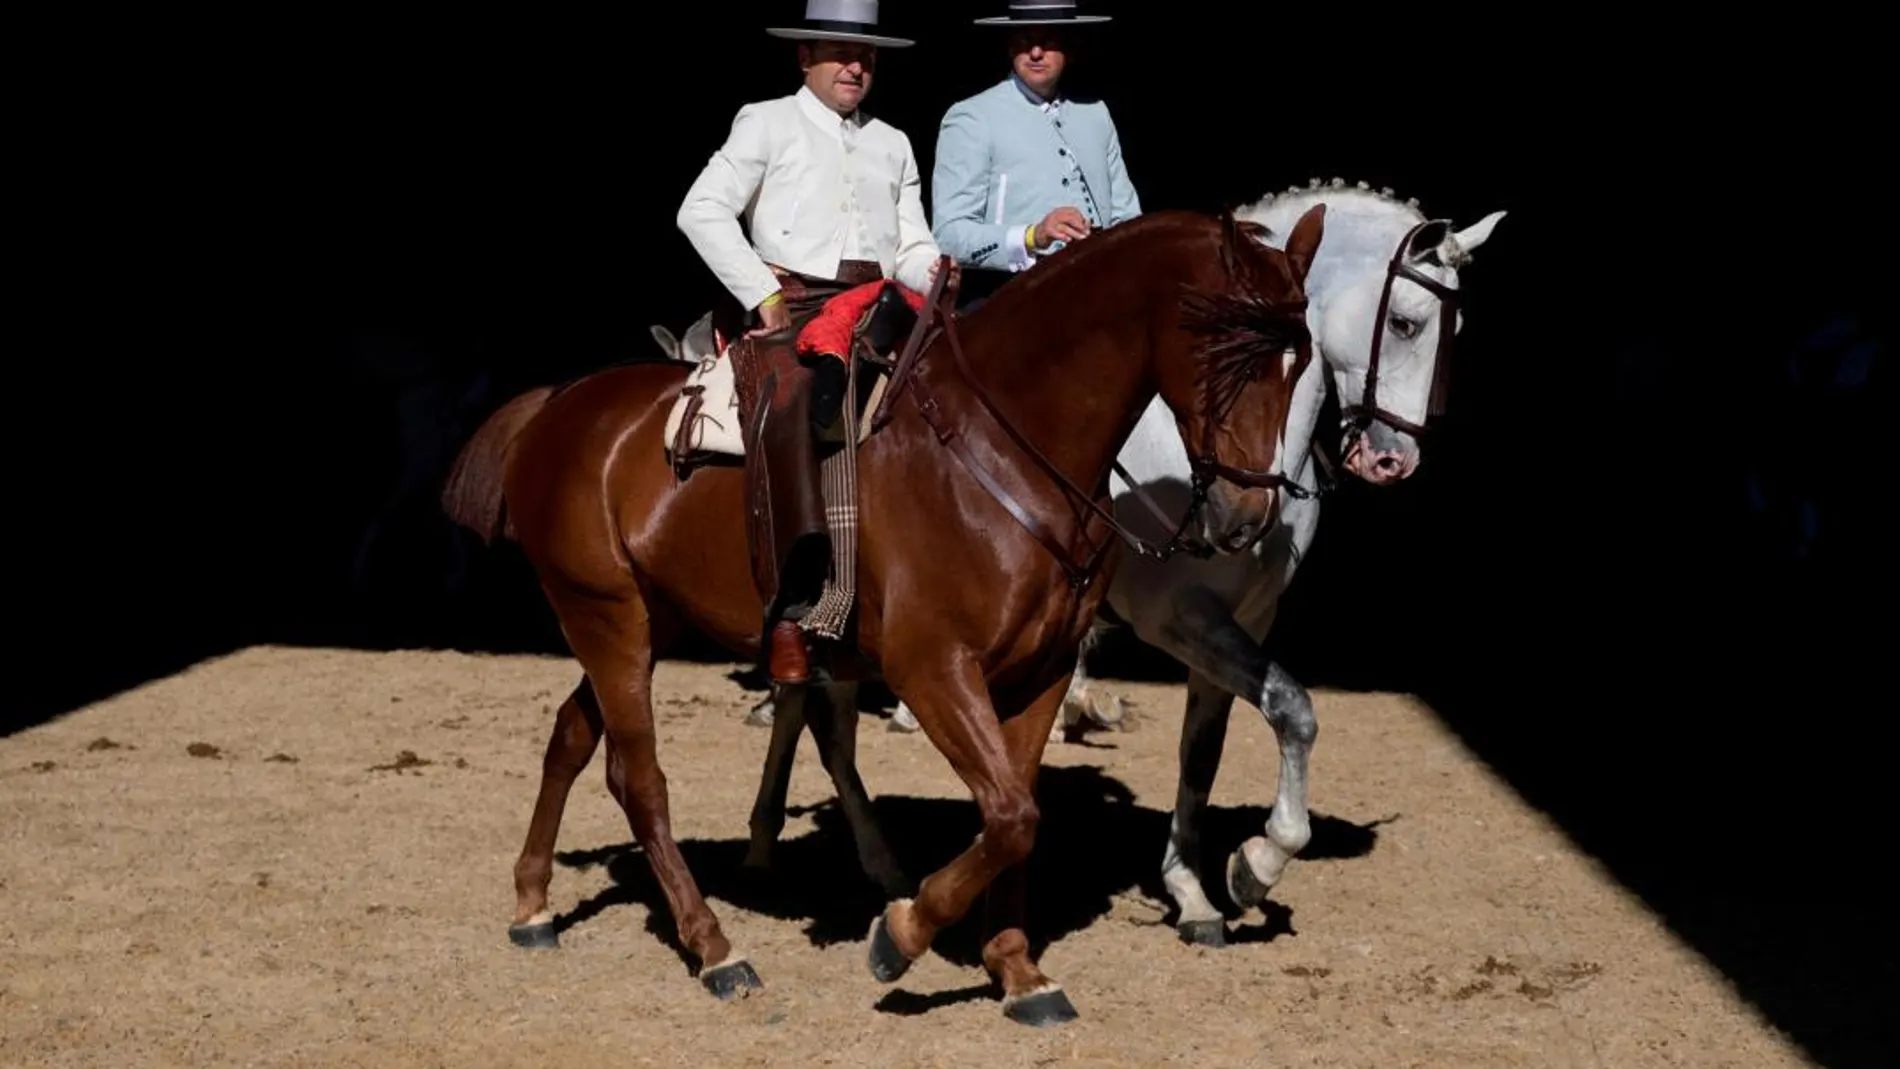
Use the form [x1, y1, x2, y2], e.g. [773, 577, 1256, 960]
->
[931, 74, 1142, 273]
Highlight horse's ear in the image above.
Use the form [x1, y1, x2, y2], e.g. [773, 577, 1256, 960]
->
[1452, 210, 1506, 255]
[1405, 220, 1454, 264]
[649, 324, 680, 359]
[1284, 203, 1326, 286]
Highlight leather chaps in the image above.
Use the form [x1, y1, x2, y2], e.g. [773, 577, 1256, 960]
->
[719, 260, 882, 621]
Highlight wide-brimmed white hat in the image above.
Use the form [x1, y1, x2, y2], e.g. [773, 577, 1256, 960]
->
[974, 1, 1112, 26]
[767, 0, 915, 48]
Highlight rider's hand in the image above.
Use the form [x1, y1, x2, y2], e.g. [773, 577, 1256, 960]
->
[1031, 207, 1091, 251]
[928, 258, 962, 299]
[747, 293, 791, 336]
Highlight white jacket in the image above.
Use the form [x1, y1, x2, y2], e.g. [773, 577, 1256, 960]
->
[677, 86, 942, 312]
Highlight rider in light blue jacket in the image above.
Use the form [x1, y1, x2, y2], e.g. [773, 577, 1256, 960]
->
[931, 2, 1141, 297]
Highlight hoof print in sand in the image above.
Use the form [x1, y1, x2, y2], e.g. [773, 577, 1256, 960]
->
[368, 750, 433, 774]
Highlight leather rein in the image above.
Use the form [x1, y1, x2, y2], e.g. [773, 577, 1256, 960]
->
[871, 255, 1310, 591]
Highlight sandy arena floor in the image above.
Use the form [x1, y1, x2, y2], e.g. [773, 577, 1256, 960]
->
[1, 646, 1808, 1067]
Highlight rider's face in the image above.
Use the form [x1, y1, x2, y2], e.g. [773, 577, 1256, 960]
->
[1008, 29, 1069, 99]
[800, 41, 877, 114]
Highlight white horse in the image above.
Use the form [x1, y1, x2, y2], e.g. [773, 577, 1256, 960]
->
[656, 181, 1508, 934]
[1035, 181, 1507, 945]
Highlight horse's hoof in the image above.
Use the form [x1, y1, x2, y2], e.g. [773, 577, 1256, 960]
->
[1003, 986, 1080, 1027]
[1088, 693, 1129, 729]
[744, 700, 775, 728]
[507, 921, 559, 949]
[1177, 919, 1227, 948]
[887, 707, 920, 733]
[700, 958, 765, 1000]
[1227, 849, 1269, 910]
[866, 910, 914, 983]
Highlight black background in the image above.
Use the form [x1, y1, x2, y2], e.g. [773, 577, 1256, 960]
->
[11, 5, 1892, 1066]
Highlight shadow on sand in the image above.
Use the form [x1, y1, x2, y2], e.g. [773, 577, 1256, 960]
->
[552, 763, 1385, 1014]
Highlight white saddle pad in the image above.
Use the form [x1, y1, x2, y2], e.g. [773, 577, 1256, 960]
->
[660, 312, 747, 459]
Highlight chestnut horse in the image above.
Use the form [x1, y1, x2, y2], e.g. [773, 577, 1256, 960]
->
[439, 204, 1326, 1026]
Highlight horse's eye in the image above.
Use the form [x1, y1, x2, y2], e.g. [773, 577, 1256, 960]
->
[1388, 314, 1421, 340]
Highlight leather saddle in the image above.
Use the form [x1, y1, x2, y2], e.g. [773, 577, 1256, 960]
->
[860, 281, 920, 365]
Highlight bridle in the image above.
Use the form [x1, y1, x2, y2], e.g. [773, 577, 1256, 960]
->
[873, 252, 1314, 589]
[1339, 217, 1464, 448]
[1271, 215, 1465, 497]
[1112, 322, 1316, 563]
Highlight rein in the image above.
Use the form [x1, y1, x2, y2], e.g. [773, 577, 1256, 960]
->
[875, 253, 1311, 589]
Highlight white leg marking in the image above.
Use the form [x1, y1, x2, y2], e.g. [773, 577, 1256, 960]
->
[1240, 662, 1316, 893]
[1160, 671, 1234, 927]
[889, 701, 921, 733]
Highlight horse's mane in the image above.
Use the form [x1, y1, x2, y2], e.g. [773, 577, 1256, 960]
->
[1239, 176, 1426, 221]
[1177, 210, 1313, 424]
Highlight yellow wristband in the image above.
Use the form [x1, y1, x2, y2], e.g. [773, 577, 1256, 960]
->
[1024, 225, 1037, 250]
[759, 291, 783, 308]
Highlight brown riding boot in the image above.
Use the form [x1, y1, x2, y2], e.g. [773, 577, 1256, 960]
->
[767, 620, 809, 685]
[742, 344, 832, 687]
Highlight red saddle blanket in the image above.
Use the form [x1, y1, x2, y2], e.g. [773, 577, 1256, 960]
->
[796, 280, 926, 363]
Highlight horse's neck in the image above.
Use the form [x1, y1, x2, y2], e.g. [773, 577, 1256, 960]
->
[949, 273, 1160, 493]
[1278, 347, 1332, 495]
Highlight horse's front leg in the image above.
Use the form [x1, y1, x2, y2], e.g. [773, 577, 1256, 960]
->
[979, 670, 1081, 1025]
[869, 657, 1076, 1026]
[894, 619, 1124, 742]
[1226, 660, 1315, 910]
[1154, 589, 1315, 924]
[1163, 670, 1236, 946]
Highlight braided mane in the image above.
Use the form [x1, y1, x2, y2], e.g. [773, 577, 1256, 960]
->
[1240, 175, 1428, 219]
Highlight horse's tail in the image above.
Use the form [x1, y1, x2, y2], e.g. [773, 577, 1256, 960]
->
[441, 385, 555, 545]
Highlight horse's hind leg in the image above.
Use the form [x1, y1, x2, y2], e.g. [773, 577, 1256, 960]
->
[745, 690, 777, 728]
[547, 579, 763, 1000]
[805, 682, 910, 897]
[745, 682, 908, 896]
[508, 679, 605, 949]
[1055, 615, 1127, 742]
[745, 684, 809, 872]
[887, 700, 921, 733]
